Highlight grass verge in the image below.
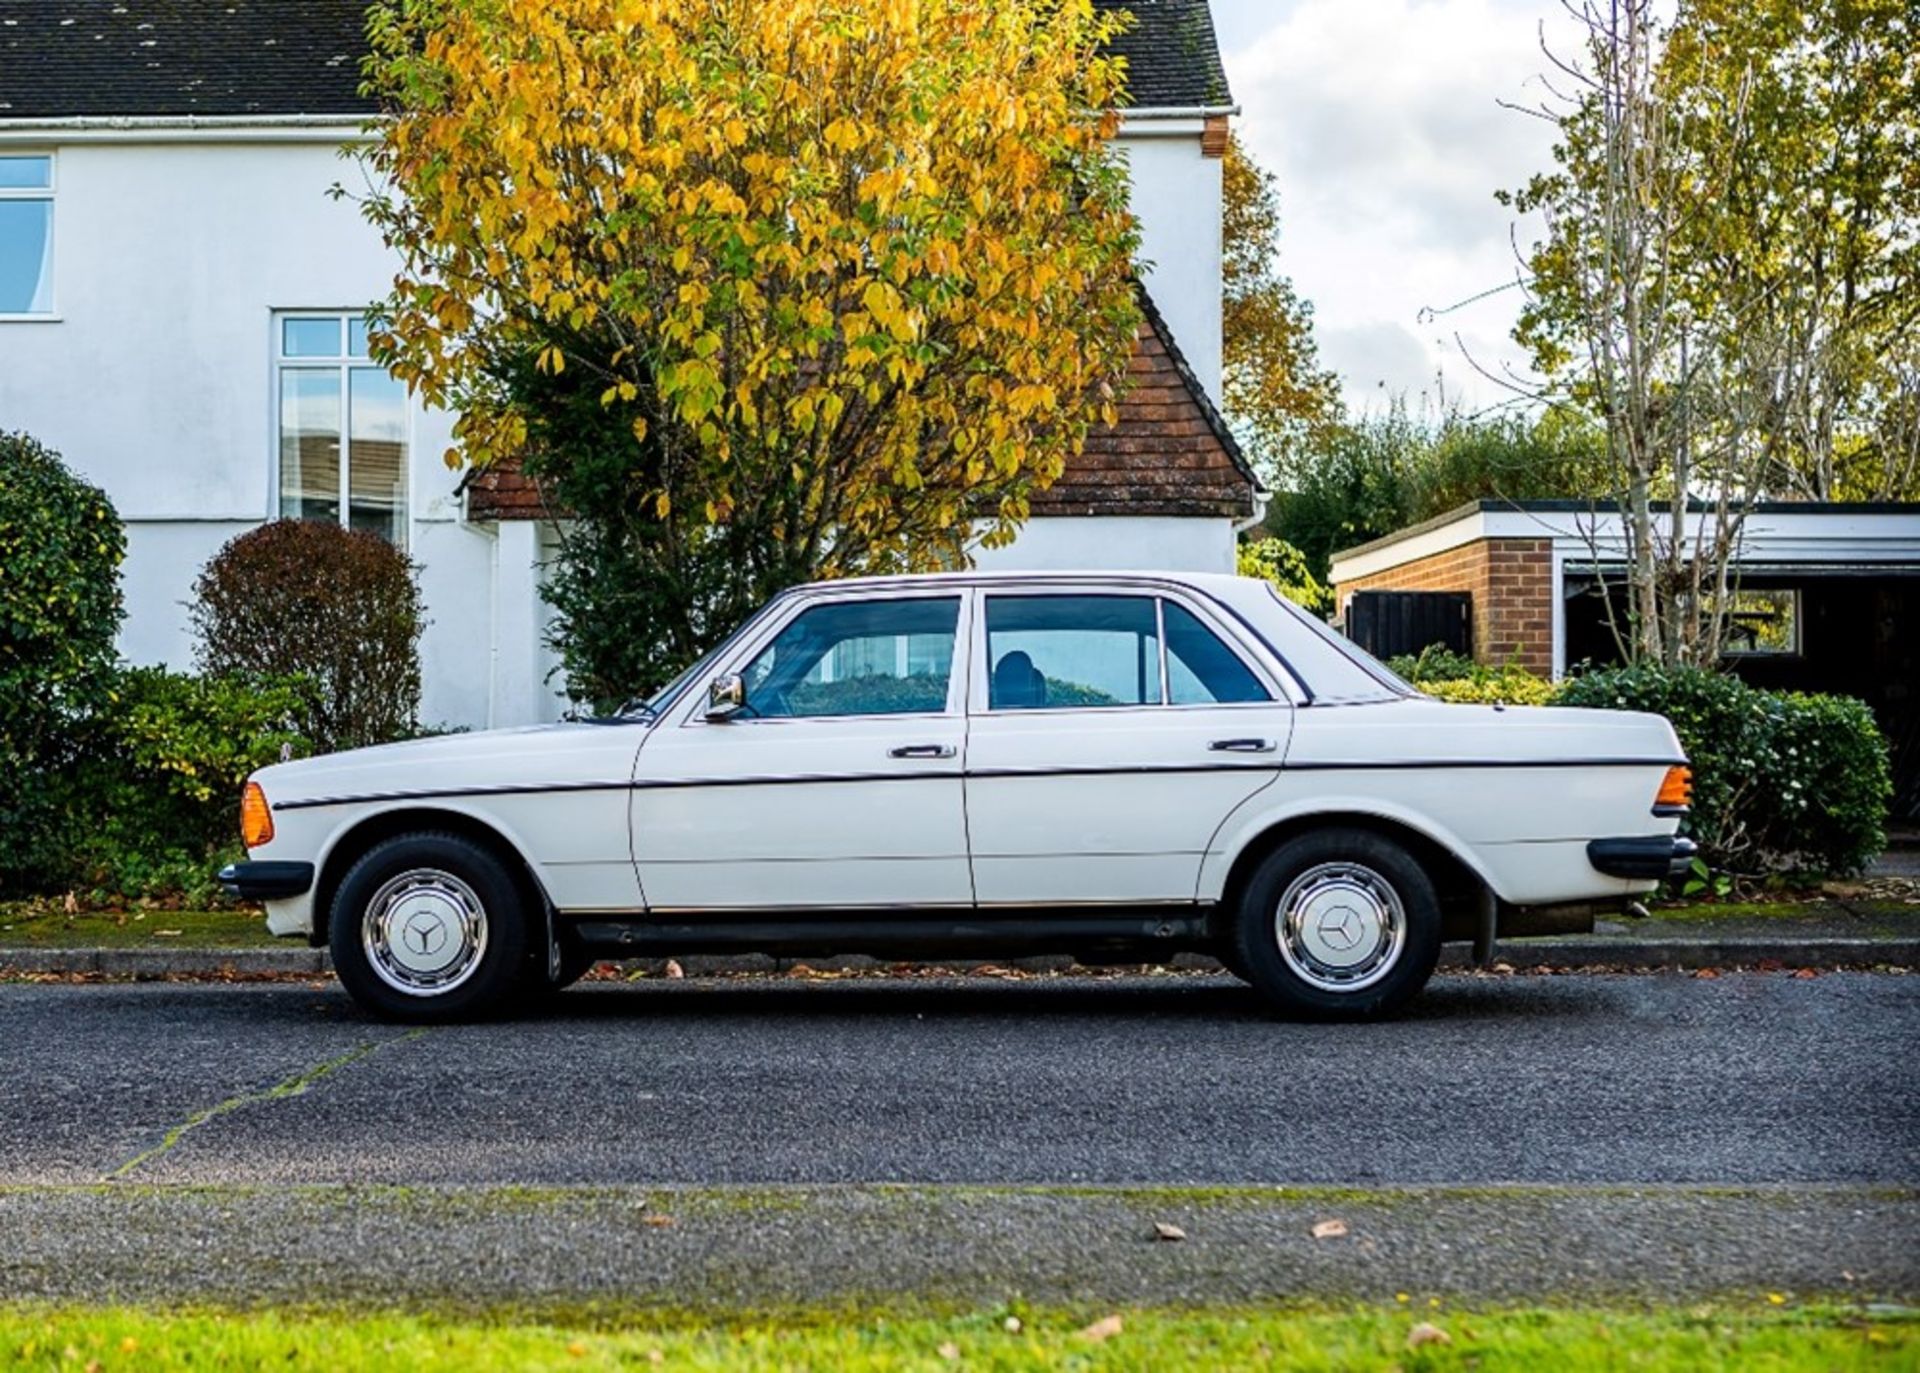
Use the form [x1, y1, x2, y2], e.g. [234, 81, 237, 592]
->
[0, 907, 273, 950]
[0, 1303, 1912, 1371]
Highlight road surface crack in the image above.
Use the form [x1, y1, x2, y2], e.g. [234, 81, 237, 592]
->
[106, 1030, 427, 1181]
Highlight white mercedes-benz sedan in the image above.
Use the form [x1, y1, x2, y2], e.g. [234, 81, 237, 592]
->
[222, 570, 1694, 1021]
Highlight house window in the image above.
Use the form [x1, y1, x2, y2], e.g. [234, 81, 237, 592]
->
[275, 313, 408, 546]
[1723, 589, 1800, 656]
[0, 155, 54, 316]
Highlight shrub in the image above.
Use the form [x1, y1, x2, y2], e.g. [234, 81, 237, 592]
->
[62, 668, 310, 903]
[1556, 665, 1890, 876]
[191, 520, 424, 752]
[1417, 672, 1560, 707]
[0, 432, 126, 894]
[1387, 644, 1481, 683]
[1236, 537, 1330, 615]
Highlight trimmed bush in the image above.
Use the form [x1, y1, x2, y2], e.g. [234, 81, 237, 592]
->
[1386, 645, 1480, 683]
[191, 520, 425, 753]
[0, 432, 126, 894]
[62, 668, 310, 903]
[1556, 665, 1890, 876]
[1417, 673, 1559, 707]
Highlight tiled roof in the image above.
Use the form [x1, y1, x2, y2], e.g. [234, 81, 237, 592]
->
[1093, 0, 1233, 109]
[0, 1, 1229, 121]
[466, 288, 1255, 523]
[0, 2, 373, 119]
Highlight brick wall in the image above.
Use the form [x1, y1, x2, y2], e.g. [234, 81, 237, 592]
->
[1336, 537, 1554, 676]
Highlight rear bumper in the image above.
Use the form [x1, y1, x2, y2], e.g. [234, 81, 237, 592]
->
[1586, 835, 1697, 881]
[218, 860, 315, 901]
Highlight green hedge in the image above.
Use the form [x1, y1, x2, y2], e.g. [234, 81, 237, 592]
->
[0, 433, 127, 894]
[60, 668, 311, 904]
[1554, 666, 1889, 876]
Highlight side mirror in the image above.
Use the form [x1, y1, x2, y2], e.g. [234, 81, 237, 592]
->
[705, 673, 746, 721]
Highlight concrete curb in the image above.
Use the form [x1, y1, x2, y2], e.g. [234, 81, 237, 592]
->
[1, 939, 1912, 979]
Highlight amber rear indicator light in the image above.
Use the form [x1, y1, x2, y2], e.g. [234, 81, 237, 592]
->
[1654, 765, 1692, 814]
[240, 782, 275, 848]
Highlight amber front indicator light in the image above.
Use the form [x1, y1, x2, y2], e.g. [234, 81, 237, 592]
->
[1654, 765, 1692, 814]
[240, 782, 274, 848]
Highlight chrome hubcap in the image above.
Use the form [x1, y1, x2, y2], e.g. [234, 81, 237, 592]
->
[362, 867, 488, 997]
[1274, 861, 1406, 993]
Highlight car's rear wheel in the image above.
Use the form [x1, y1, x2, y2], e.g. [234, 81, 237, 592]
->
[1232, 827, 1441, 1019]
[329, 832, 528, 1022]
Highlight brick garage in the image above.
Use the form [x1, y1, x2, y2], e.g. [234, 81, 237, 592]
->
[1333, 533, 1554, 676]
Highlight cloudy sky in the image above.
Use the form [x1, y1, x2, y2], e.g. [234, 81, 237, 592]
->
[1206, 0, 1586, 415]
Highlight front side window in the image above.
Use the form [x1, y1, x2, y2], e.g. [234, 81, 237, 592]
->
[986, 595, 1163, 710]
[0, 155, 54, 316]
[275, 313, 408, 546]
[740, 597, 960, 718]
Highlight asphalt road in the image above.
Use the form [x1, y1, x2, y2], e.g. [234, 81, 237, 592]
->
[4, 971, 1916, 1187]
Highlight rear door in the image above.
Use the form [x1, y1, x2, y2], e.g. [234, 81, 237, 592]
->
[630, 590, 974, 911]
[963, 588, 1293, 905]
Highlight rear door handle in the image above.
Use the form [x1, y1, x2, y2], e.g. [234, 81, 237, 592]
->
[889, 743, 957, 759]
[1208, 737, 1276, 753]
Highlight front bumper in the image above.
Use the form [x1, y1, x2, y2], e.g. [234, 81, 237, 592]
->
[1586, 835, 1698, 881]
[218, 860, 315, 901]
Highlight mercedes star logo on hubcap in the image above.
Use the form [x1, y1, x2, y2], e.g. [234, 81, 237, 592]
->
[403, 912, 448, 956]
[1315, 905, 1363, 951]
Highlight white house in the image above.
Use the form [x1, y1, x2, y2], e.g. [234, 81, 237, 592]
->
[0, 0, 1256, 729]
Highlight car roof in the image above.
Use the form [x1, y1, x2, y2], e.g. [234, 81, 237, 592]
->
[787, 569, 1254, 596]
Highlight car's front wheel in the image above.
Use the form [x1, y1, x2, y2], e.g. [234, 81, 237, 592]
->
[329, 832, 529, 1022]
[1231, 827, 1441, 1019]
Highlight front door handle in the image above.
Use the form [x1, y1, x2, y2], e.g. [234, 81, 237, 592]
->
[889, 743, 957, 760]
[1209, 737, 1277, 754]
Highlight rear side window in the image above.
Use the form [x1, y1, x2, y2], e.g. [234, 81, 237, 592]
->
[985, 595, 1161, 709]
[1164, 602, 1270, 705]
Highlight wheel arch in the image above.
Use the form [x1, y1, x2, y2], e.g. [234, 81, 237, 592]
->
[1207, 807, 1493, 945]
[308, 806, 554, 949]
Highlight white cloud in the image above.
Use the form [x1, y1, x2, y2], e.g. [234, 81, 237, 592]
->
[1213, 0, 1583, 411]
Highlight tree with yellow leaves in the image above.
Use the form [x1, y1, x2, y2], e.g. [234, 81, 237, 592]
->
[356, 0, 1142, 703]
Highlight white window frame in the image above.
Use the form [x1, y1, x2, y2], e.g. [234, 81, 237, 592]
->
[0, 151, 56, 321]
[270, 310, 410, 545]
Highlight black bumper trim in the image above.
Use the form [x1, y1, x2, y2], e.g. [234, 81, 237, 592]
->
[218, 861, 315, 901]
[1587, 836, 1698, 881]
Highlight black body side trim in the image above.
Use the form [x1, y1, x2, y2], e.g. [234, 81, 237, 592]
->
[568, 909, 1210, 960]
[218, 860, 316, 900]
[272, 756, 1682, 812]
[1587, 835, 1698, 880]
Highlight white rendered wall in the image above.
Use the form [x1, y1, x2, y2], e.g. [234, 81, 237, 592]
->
[0, 135, 489, 729]
[1117, 129, 1224, 397]
[977, 516, 1237, 575]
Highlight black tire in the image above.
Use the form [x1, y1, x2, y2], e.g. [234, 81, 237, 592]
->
[329, 831, 530, 1023]
[1231, 827, 1441, 1020]
[518, 936, 598, 1004]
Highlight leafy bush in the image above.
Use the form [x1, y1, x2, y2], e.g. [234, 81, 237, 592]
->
[62, 669, 310, 904]
[0, 432, 126, 894]
[191, 520, 424, 753]
[1236, 537, 1330, 614]
[1417, 672, 1560, 707]
[1557, 665, 1890, 876]
[1386, 645, 1481, 683]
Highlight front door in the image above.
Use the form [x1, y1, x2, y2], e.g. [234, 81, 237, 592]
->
[630, 592, 973, 911]
[964, 589, 1292, 905]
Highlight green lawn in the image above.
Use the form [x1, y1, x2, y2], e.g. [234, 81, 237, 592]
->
[0, 1304, 1910, 1371]
[0, 907, 274, 949]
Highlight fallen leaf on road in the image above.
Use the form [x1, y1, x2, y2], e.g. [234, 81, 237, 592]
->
[937, 1341, 961, 1360]
[1694, 968, 1720, 979]
[664, 959, 684, 980]
[1311, 1219, 1349, 1240]
[1153, 1222, 1186, 1242]
[1768, 1292, 1787, 1305]
[62, 892, 78, 914]
[1407, 1323, 1451, 1349]
[154, 930, 182, 938]
[1793, 968, 1818, 979]
[642, 1214, 676, 1228]
[1078, 1315, 1123, 1343]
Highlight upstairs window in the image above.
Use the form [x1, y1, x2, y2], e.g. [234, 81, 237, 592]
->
[275, 313, 408, 546]
[0, 155, 54, 316]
